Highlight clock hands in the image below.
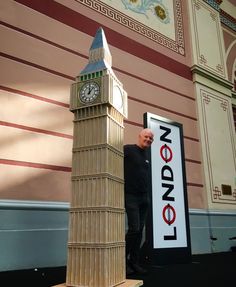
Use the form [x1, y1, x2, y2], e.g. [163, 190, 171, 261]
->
[88, 85, 94, 95]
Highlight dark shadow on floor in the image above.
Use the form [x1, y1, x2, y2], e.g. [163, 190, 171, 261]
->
[0, 252, 235, 287]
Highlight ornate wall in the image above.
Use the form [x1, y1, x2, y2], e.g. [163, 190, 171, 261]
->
[188, 0, 236, 210]
[0, 0, 236, 271]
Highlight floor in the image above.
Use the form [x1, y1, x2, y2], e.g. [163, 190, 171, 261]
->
[1, 251, 235, 287]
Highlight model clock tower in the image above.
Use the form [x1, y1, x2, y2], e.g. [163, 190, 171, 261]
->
[64, 28, 142, 287]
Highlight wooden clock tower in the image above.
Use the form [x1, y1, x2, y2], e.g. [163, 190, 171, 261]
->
[64, 27, 142, 287]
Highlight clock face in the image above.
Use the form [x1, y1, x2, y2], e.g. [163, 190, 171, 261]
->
[113, 85, 123, 111]
[79, 81, 100, 104]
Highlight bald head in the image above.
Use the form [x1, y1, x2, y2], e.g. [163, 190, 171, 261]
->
[137, 128, 154, 149]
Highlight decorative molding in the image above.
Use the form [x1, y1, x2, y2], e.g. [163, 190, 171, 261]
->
[199, 54, 207, 65]
[192, 1, 226, 78]
[189, 208, 236, 216]
[220, 9, 236, 32]
[1, 201, 235, 216]
[203, 92, 211, 104]
[210, 11, 217, 21]
[200, 89, 236, 205]
[193, 0, 201, 10]
[77, 0, 185, 55]
[216, 63, 223, 74]
[204, 0, 236, 32]
[220, 100, 228, 111]
[0, 199, 69, 210]
[233, 90, 236, 99]
[213, 186, 236, 201]
[14, 0, 191, 79]
[191, 65, 233, 91]
[203, 0, 220, 11]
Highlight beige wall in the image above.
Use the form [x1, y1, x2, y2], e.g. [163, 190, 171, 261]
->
[0, 0, 235, 210]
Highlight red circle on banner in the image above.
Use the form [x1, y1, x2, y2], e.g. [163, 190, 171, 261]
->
[162, 204, 176, 225]
[160, 144, 173, 163]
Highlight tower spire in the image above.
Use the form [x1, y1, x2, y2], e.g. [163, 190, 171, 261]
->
[80, 27, 112, 75]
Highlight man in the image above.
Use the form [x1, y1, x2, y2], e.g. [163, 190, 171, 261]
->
[124, 128, 154, 275]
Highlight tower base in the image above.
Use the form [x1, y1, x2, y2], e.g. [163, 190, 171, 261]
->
[53, 279, 143, 287]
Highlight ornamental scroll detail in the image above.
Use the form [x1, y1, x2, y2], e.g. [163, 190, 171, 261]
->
[77, 0, 185, 55]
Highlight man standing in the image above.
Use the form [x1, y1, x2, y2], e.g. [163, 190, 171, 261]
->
[124, 128, 154, 275]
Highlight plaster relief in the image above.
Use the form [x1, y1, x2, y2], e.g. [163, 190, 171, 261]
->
[192, 0, 226, 78]
[200, 89, 236, 206]
[78, 0, 185, 55]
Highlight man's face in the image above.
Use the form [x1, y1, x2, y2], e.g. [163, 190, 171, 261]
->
[138, 130, 154, 149]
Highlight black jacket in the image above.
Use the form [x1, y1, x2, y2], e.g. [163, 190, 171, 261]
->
[124, 144, 150, 194]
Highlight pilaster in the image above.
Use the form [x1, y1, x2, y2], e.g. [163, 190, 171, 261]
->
[188, 0, 236, 210]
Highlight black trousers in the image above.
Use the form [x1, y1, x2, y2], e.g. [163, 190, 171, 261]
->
[125, 193, 149, 264]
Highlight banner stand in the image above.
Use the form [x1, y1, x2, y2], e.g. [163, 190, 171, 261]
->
[142, 112, 192, 266]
